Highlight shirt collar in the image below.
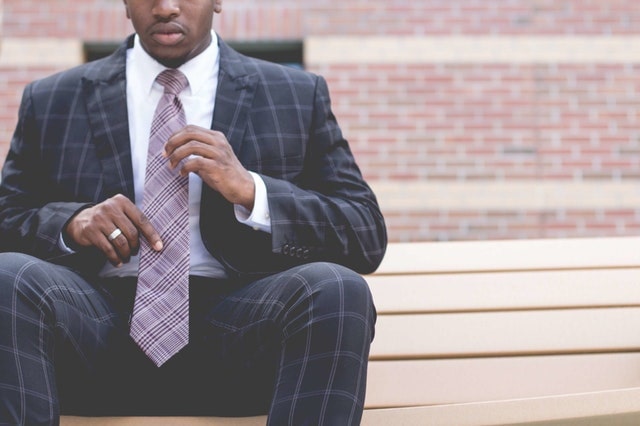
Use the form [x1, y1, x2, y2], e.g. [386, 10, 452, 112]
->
[130, 31, 220, 96]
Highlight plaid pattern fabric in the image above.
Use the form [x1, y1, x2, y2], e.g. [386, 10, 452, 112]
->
[231, 262, 376, 425]
[0, 34, 386, 424]
[0, 35, 386, 277]
[0, 253, 120, 424]
[0, 255, 374, 425]
[130, 69, 190, 367]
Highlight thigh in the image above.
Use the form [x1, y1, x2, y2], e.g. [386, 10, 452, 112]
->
[203, 262, 374, 333]
[0, 253, 124, 419]
[0, 252, 120, 360]
[188, 262, 376, 418]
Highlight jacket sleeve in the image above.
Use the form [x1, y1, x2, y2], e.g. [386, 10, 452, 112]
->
[0, 83, 91, 261]
[201, 72, 387, 277]
[263, 75, 387, 274]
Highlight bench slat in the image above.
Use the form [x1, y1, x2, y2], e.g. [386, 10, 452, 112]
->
[366, 353, 640, 408]
[60, 386, 640, 426]
[362, 387, 640, 426]
[58, 238, 640, 425]
[374, 237, 640, 275]
[368, 268, 640, 314]
[371, 307, 640, 359]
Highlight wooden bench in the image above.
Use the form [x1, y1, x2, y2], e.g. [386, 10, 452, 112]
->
[62, 236, 640, 425]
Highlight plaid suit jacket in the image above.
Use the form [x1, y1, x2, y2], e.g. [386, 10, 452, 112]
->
[0, 35, 387, 278]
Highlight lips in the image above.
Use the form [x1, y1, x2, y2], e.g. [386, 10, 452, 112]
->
[150, 23, 185, 46]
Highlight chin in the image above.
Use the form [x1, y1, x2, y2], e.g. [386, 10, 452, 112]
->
[156, 55, 188, 69]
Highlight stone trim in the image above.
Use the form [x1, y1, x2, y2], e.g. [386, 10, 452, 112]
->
[371, 181, 640, 211]
[305, 36, 640, 64]
[0, 38, 83, 67]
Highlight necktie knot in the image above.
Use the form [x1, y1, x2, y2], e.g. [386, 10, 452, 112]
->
[156, 69, 189, 96]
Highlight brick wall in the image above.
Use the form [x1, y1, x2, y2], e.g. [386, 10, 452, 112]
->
[313, 61, 640, 179]
[2, 1, 640, 242]
[4, 1, 640, 38]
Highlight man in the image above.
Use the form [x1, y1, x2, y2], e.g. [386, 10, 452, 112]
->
[0, 0, 387, 425]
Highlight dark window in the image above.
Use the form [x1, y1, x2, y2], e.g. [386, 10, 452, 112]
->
[83, 42, 120, 63]
[227, 41, 303, 69]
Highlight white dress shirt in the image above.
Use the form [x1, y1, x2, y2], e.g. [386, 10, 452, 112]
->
[97, 32, 270, 278]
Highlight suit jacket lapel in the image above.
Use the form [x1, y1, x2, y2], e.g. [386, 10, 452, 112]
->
[82, 36, 135, 199]
[75, 36, 258, 205]
[212, 39, 258, 159]
[200, 39, 259, 267]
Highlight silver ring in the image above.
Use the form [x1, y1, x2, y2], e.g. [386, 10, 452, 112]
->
[107, 228, 123, 241]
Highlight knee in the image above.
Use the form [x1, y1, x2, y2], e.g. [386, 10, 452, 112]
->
[295, 262, 376, 327]
[0, 252, 64, 310]
[0, 252, 38, 295]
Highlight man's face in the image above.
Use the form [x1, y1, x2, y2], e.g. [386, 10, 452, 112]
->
[123, 0, 222, 68]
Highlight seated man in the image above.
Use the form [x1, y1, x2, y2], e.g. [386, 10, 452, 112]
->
[0, 0, 387, 425]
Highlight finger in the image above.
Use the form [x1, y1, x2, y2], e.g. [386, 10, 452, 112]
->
[95, 229, 126, 267]
[106, 222, 139, 262]
[98, 218, 135, 266]
[164, 126, 226, 162]
[65, 195, 142, 266]
[106, 195, 144, 257]
[167, 141, 213, 170]
[107, 194, 160, 252]
[163, 125, 209, 157]
[166, 138, 217, 170]
[178, 155, 209, 177]
[122, 203, 163, 252]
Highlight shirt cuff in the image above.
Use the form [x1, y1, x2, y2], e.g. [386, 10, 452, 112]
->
[58, 234, 75, 253]
[234, 171, 271, 233]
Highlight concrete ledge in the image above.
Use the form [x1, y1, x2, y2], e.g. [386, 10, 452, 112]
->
[0, 38, 83, 67]
[306, 36, 640, 64]
[370, 180, 640, 211]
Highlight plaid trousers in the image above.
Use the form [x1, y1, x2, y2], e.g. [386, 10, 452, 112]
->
[0, 252, 376, 426]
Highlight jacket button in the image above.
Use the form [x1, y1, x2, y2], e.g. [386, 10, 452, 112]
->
[302, 249, 310, 259]
[282, 244, 290, 255]
[296, 248, 304, 258]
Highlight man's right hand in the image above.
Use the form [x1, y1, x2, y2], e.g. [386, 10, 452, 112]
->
[64, 194, 163, 267]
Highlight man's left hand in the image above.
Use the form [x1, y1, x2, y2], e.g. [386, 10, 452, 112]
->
[163, 125, 255, 211]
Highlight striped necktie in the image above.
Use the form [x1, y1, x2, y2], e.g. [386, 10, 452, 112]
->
[130, 69, 190, 367]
